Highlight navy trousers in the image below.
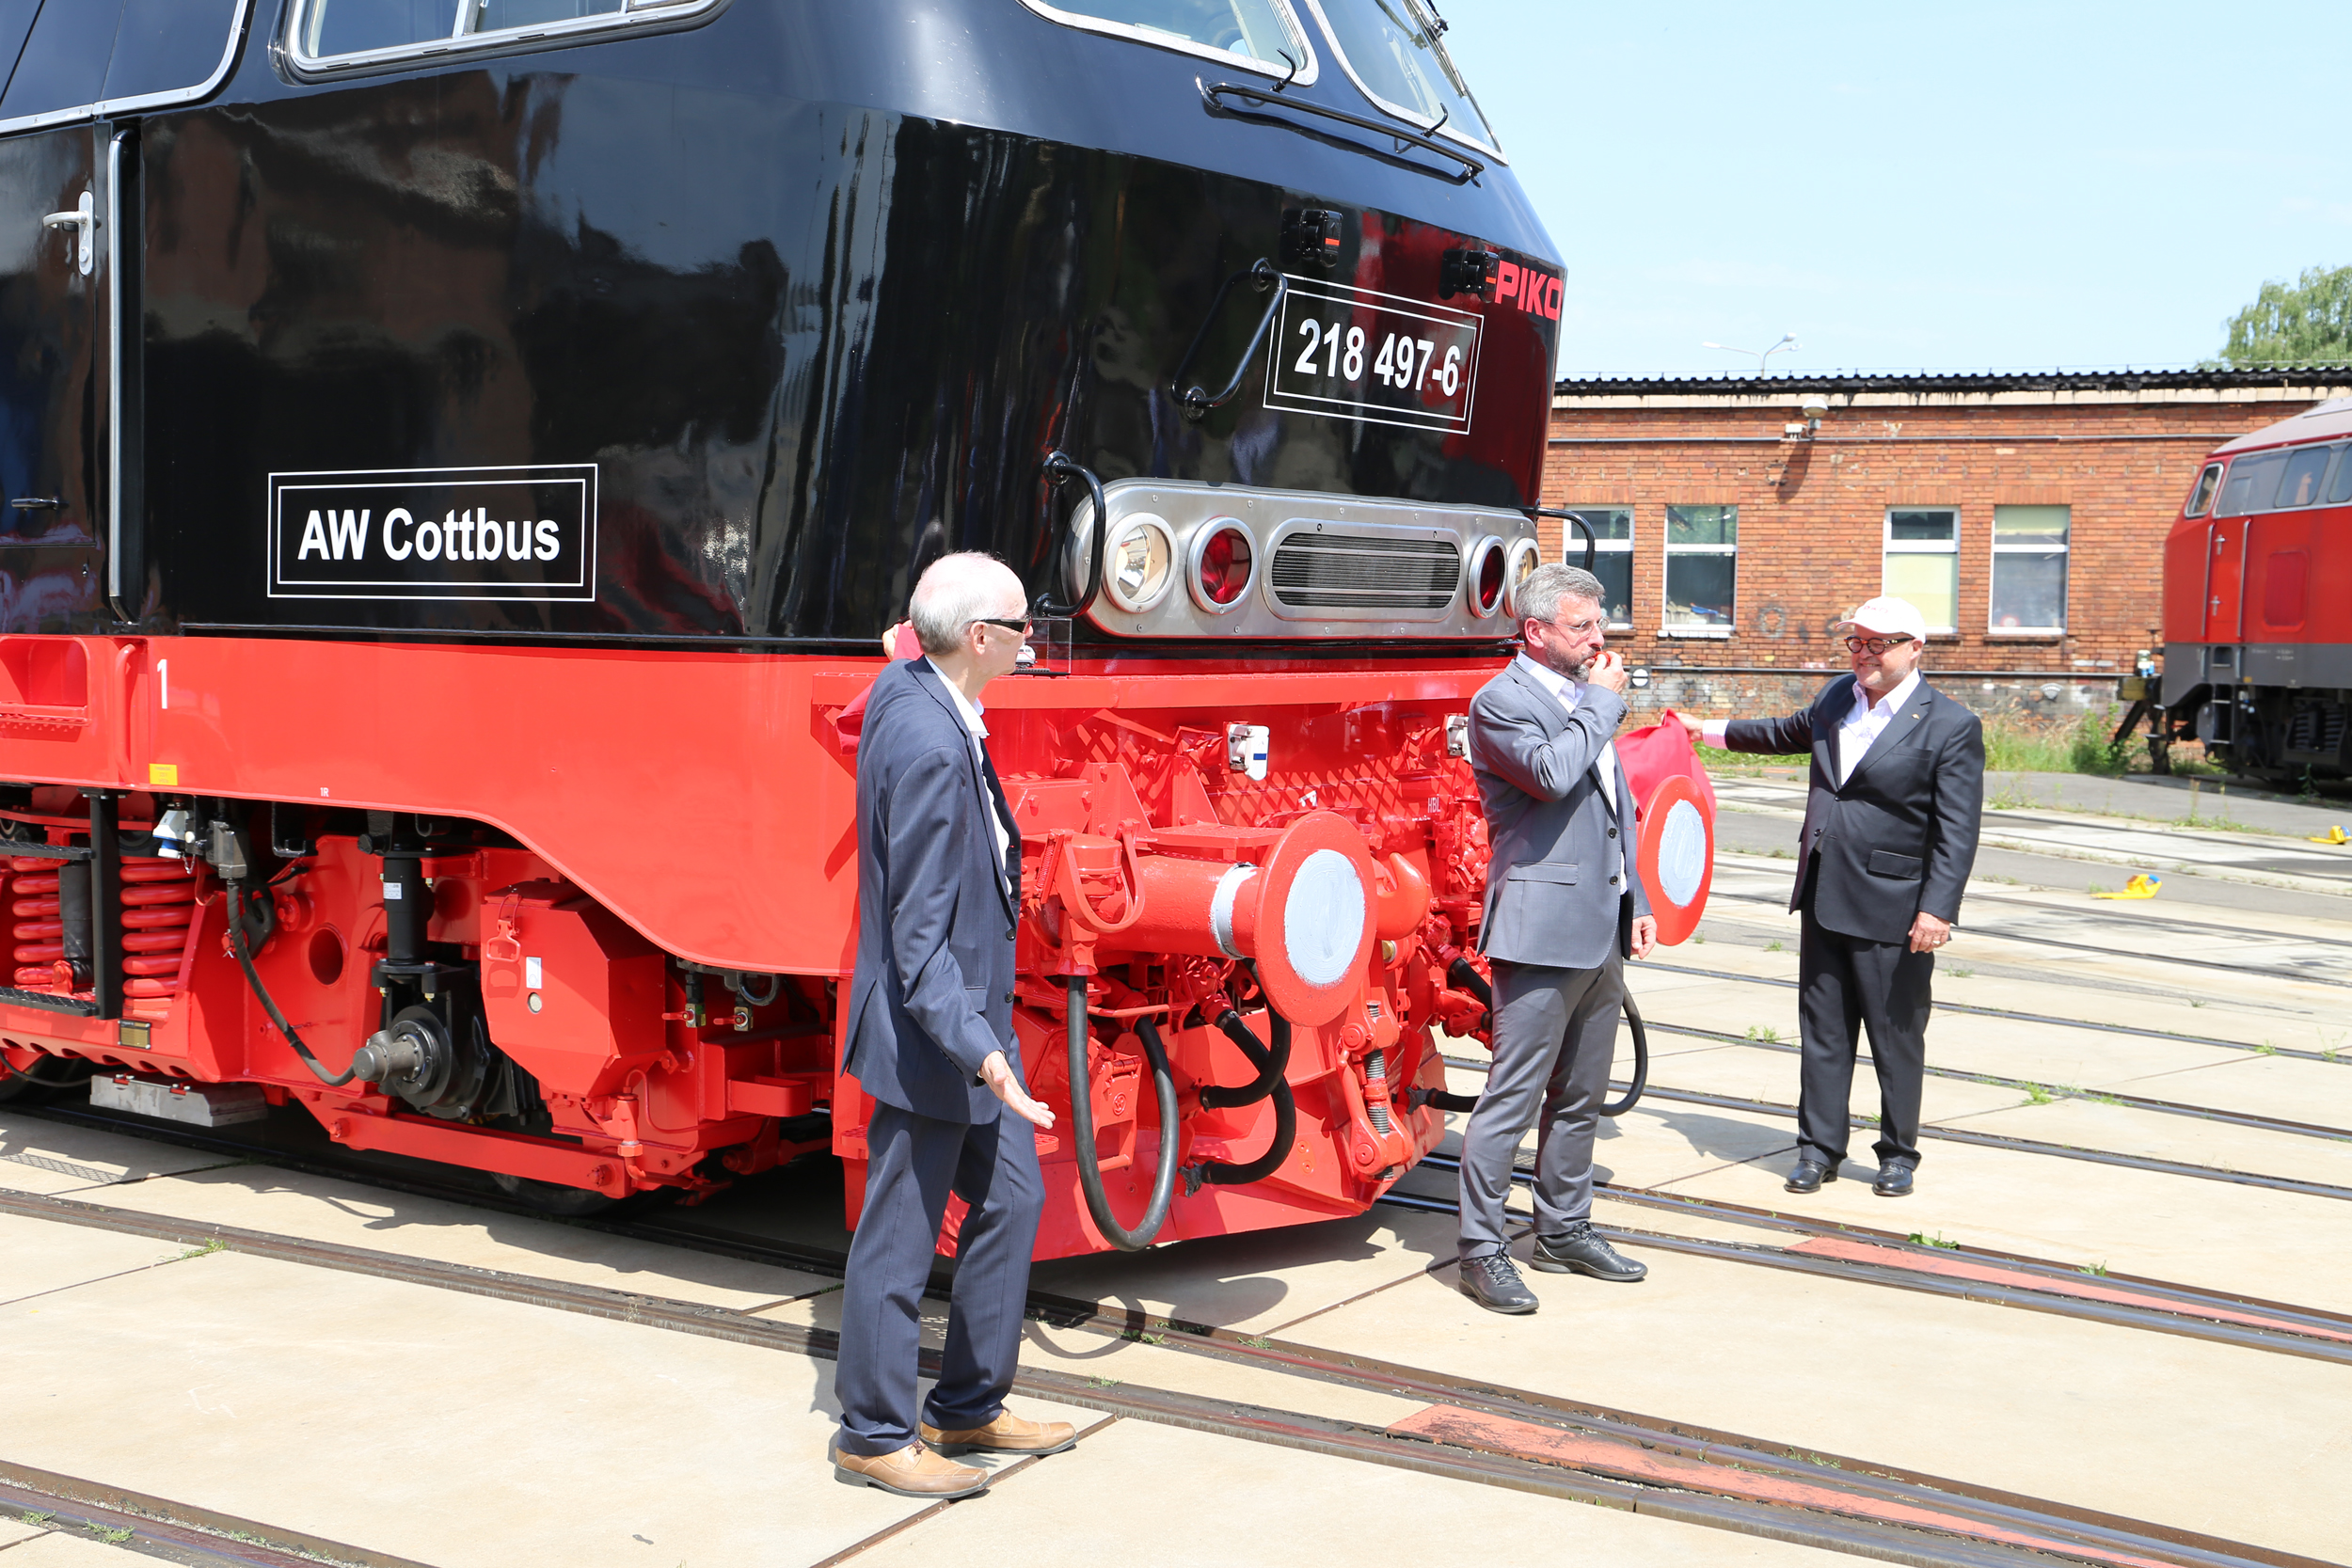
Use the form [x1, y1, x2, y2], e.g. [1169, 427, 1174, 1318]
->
[833, 1099, 1043, 1457]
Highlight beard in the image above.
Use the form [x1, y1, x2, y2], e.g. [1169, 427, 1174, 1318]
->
[1538, 638, 1597, 681]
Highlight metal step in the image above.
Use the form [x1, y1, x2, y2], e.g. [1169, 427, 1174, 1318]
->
[88, 1074, 269, 1128]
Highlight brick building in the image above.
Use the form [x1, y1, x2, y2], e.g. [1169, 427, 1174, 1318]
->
[1538, 368, 2352, 719]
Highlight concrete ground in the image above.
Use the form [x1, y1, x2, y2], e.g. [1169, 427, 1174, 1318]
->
[2, 778, 2347, 1566]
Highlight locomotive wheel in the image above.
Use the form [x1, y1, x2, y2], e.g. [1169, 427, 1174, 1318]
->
[489, 1171, 623, 1217]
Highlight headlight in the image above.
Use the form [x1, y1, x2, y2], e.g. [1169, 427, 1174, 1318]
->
[1187, 516, 1257, 611]
[1500, 537, 1543, 622]
[1089, 515, 1175, 613]
[1464, 534, 1507, 619]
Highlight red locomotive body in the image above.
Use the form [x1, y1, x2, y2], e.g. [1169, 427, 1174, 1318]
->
[2160, 400, 2352, 782]
[0, 0, 1558, 1258]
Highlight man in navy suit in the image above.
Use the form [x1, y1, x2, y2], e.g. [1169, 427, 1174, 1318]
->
[832, 552, 1072, 1498]
[1680, 597, 1983, 1199]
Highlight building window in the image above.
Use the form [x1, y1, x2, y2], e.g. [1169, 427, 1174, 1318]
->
[1990, 505, 2069, 633]
[1562, 508, 1632, 628]
[1883, 508, 1958, 634]
[1663, 504, 1736, 633]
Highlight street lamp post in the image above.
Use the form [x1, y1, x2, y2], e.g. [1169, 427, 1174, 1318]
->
[1703, 333, 1798, 373]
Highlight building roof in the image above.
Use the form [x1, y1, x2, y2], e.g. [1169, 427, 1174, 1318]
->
[1553, 366, 2352, 410]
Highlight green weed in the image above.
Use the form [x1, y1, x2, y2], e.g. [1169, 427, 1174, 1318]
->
[1086, 1374, 1120, 1387]
[173, 1237, 227, 1262]
[1241, 1336, 1271, 1349]
[2257, 1040, 2279, 1056]
[1745, 1024, 1782, 1043]
[2022, 1082, 2054, 1105]
[1765, 940, 1785, 953]
[86, 1526, 132, 1544]
[1907, 1232, 1962, 1250]
[2080, 1261, 2109, 1277]
[18, 1512, 53, 1527]
[1947, 966, 1974, 977]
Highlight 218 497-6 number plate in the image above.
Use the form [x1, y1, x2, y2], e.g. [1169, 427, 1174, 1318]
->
[1264, 277, 1483, 435]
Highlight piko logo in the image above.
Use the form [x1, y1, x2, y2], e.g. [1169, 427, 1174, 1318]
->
[266, 464, 597, 601]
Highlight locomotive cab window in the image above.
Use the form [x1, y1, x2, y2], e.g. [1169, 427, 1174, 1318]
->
[0, 0, 247, 126]
[2183, 463, 2222, 518]
[1303, 0, 1500, 154]
[292, 0, 715, 68]
[2215, 450, 2287, 516]
[1020, 0, 1320, 79]
[2275, 445, 2337, 509]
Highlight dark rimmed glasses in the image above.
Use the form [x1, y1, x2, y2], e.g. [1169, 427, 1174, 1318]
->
[975, 616, 1032, 636]
[1842, 635, 1914, 655]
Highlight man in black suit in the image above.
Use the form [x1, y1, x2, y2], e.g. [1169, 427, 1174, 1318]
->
[832, 552, 1073, 1498]
[1678, 597, 1983, 1198]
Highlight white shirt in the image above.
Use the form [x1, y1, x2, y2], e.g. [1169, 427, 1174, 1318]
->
[1513, 653, 1625, 881]
[1701, 669, 1921, 786]
[926, 658, 1011, 873]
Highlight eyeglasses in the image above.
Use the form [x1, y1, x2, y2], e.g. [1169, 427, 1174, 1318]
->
[1842, 635, 1915, 655]
[1549, 616, 1607, 637]
[975, 616, 1032, 636]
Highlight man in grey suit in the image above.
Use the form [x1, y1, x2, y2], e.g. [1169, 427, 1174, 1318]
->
[1457, 562, 1658, 1314]
[832, 552, 1073, 1498]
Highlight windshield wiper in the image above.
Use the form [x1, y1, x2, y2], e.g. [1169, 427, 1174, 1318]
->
[1199, 79, 1484, 182]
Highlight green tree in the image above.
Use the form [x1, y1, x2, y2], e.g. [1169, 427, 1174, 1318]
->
[2217, 264, 2352, 365]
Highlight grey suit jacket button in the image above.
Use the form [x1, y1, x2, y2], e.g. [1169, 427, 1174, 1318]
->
[1003, 990, 1014, 1005]
[1006, 927, 1017, 941]
[1607, 827, 1617, 838]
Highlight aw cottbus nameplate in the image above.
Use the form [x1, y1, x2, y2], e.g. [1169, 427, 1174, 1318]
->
[266, 464, 598, 601]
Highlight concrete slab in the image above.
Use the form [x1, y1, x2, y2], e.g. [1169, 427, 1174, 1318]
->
[2118, 1053, 2352, 1128]
[72, 1161, 836, 1313]
[1661, 1132, 2352, 1309]
[0, 1517, 42, 1547]
[3, 1245, 993, 1568]
[1633, 1042, 2027, 1123]
[1940, 1096, 2352, 1190]
[1022, 1205, 1452, 1336]
[1288, 1240, 2352, 1560]
[855, 1413, 1854, 1568]
[0, 1117, 237, 1196]
[0, 1212, 192, 1309]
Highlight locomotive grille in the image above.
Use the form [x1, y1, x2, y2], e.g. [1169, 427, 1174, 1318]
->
[1268, 532, 1461, 610]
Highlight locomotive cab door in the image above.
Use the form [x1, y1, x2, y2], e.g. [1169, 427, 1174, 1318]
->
[0, 121, 107, 633]
[2202, 515, 2247, 644]
[0, 0, 249, 632]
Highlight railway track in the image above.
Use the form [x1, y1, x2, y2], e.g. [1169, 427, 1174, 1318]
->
[0, 1178, 2330, 1568]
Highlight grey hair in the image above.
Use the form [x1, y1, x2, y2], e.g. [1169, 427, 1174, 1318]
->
[1515, 562, 1606, 633]
[909, 551, 1021, 656]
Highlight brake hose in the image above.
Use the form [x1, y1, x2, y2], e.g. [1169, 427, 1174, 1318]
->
[1063, 975, 1178, 1251]
[224, 877, 355, 1087]
[1184, 1006, 1295, 1189]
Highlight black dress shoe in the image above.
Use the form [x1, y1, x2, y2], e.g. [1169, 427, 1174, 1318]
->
[1873, 1165, 1915, 1197]
[1457, 1252, 1539, 1313]
[1531, 1220, 1646, 1282]
[1784, 1158, 1839, 1194]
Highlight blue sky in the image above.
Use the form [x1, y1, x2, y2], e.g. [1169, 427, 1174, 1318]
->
[1436, 1, 2348, 377]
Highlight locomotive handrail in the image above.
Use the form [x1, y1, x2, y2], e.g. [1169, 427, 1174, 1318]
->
[1035, 451, 1108, 619]
[1527, 506, 1597, 572]
[1064, 977, 1180, 1250]
[1170, 258, 1288, 422]
[1200, 81, 1484, 182]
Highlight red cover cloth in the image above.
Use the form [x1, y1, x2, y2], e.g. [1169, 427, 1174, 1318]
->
[1616, 708, 1717, 820]
[832, 624, 924, 752]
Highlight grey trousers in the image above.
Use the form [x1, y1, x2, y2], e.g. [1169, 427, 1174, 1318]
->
[834, 1099, 1043, 1457]
[1456, 955, 1624, 1259]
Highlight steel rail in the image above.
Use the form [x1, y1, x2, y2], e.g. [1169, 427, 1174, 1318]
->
[0, 1466, 430, 1568]
[1636, 957, 2352, 1067]
[0, 1183, 2320, 1568]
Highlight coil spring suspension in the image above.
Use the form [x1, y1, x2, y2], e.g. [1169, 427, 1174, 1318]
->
[8, 853, 195, 1002]
[120, 858, 197, 1006]
[1366, 1047, 1399, 1182]
[8, 856, 76, 990]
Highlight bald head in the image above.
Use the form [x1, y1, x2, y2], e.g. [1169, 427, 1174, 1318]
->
[910, 552, 1025, 657]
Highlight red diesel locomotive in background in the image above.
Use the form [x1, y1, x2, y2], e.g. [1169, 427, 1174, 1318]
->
[2162, 399, 2352, 784]
[0, 1, 1569, 1255]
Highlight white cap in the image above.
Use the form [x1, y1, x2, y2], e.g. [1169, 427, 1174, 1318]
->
[1836, 595, 1928, 642]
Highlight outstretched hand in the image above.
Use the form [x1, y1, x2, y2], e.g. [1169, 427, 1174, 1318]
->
[981, 1050, 1056, 1129]
[1674, 712, 1707, 744]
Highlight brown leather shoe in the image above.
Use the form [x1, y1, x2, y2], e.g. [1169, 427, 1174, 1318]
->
[833, 1441, 988, 1498]
[919, 1409, 1078, 1457]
